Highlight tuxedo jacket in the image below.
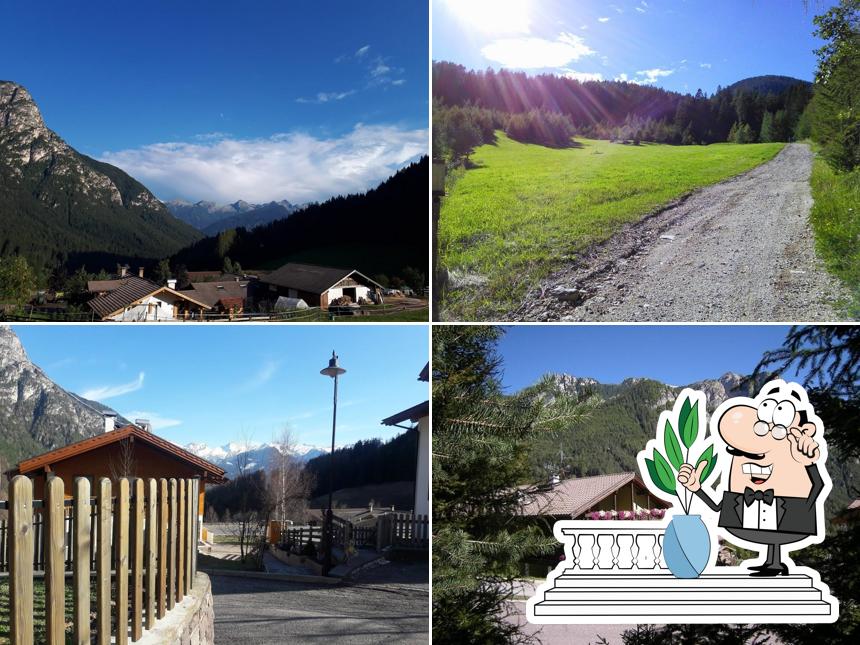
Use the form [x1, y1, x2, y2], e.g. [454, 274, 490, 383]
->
[694, 464, 824, 536]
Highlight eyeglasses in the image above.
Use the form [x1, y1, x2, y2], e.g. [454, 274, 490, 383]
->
[753, 420, 787, 440]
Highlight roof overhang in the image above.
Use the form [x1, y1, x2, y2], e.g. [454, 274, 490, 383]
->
[382, 400, 429, 427]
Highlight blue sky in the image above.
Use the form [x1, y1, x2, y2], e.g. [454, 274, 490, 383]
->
[1, 0, 428, 203]
[497, 325, 796, 393]
[433, 0, 836, 93]
[12, 324, 429, 451]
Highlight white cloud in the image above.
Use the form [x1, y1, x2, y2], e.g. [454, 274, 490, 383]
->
[563, 69, 604, 82]
[295, 90, 356, 104]
[700, 62, 712, 69]
[635, 67, 675, 84]
[609, 4, 623, 13]
[680, 59, 688, 64]
[598, 17, 610, 22]
[355, 45, 370, 57]
[641, 1, 648, 6]
[636, 6, 646, 12]
[100, 123, 427, 203]
[391, 79, 406, 86]
[580, 24, 588, 30]
[241, 359, 281, 392]
[122, 411, 181, 430]
[481, 32, 594, 68]
[81, 372, 145, 401]
[616, 73, 629, 82]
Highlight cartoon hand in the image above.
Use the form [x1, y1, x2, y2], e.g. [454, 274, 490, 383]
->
[788, 427, 819, 465]
[677, 461, 707, 492]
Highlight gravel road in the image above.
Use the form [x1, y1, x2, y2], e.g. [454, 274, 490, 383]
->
[210, 560, 428, 644]
[515, 143, 847, 322]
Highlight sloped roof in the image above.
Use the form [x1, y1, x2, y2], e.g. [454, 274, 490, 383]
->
[185, 281, 248, 307]
[15, 424, 227, 484]
[382, 401, 429, 427]
[87, 279, 126, 293]
[261, 263, 382, 294]
[419, 363, 429, 382]
[88, 276, 210, 318]
[517, 472, 667, 518]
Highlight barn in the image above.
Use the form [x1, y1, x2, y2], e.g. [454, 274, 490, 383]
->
[258, 263, 383, 309]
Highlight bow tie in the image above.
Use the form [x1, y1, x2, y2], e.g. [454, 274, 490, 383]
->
[744, 487, 775, 506]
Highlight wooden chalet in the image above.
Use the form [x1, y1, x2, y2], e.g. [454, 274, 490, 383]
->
[9, 423, 227, 532]
[258, 263, 383, 309]
[517, 472, 670, 520]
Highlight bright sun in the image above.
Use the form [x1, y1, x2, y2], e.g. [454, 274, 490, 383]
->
[442, 0, 531, 35]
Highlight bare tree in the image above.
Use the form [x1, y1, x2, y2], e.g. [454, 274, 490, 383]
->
[267, 427, 312, 532]
[109, 436, 136, 480]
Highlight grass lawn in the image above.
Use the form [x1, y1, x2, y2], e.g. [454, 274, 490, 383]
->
[333, 307, 428, 322]
[809, 153, 860, 316]
[439, 133, 784, 319]
[0, 578, 97, 644]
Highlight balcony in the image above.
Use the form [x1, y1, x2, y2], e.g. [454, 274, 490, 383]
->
[527, 520, 838, 624]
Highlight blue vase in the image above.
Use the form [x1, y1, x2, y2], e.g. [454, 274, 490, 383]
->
[663, 514, 710, 578]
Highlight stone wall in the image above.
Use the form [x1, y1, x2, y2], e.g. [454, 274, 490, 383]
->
[138, 572, 214, 645]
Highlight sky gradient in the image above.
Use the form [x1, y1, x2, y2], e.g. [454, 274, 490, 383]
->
[496, 325, 797, 393]
[433, 0, 836, 94]
[1, 0, 428, 203]
[12, 324, 429, 451]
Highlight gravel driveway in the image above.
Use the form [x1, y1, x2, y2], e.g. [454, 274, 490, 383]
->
[515, 143, 847, 322]
[210, 560, 428, 644]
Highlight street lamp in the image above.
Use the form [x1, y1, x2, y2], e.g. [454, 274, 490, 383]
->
[320, 350, 346, 575]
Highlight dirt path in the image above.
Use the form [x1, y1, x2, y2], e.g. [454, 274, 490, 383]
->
[514, 143, 848, 322]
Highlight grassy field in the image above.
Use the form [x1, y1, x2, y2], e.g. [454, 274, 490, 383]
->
[809, 154, 860, 316]
[439, 133, 784, 319]
[0, 578, 97, 644]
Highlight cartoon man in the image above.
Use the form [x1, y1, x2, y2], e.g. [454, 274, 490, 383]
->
[677, 381, 825, 577]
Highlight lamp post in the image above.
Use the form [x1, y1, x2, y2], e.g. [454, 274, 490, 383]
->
[320, 350, 346, 575]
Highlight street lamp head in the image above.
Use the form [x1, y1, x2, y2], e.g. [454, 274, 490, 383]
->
[320, 350, 346, 378]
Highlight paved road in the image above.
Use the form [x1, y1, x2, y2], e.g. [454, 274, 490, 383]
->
[517, 143, 847, 322]
[210, 560, 428, 644]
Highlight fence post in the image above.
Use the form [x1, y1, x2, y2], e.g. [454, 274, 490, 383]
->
[177, 478, 186, 601]
[185, 479, 193, 593]
[188, 479, 196, 588]
[132, 478, 144, 640]
[116, 478, 130, 645]
[159, 479, 168, 618]
[10, 475, 34, 645]
[74, 477, 91, 644]
[45, 477, 65, 645]
[97, 478, 111, 645]
[168, 479, 177, 611]
[146, 478, 157, 629]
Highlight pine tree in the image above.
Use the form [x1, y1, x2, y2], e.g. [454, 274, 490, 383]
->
[760, 111, 774, 142]
[432, 326, 592, 643]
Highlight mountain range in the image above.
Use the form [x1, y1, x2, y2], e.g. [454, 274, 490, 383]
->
[526, 372, 858, 518]
[164, 198, 299, 236]
[184, 441, 327, 479]
[170, 157, 429, 281]
[0, 81, 201, 274]
[0, 326, 113, 464]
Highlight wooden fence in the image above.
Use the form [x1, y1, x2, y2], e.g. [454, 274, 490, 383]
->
[1, 475, 200, 644]
[277, 512, 429, 553]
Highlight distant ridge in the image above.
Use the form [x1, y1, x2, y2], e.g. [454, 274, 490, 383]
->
[724, 75, 811, 95]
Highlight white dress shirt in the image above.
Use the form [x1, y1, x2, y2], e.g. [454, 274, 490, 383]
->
[742, 497, 778, 530]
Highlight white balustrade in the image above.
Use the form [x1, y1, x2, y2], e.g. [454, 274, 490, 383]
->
[556, 521, 669, 573]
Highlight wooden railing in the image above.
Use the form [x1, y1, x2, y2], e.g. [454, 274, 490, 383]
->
[2, 475, 200, 644]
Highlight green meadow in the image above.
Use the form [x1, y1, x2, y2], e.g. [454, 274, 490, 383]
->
[439, 133, 784, 320]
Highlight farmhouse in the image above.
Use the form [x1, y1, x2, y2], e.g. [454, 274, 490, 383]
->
[182, 279, 250, 314]
[382, 362, 429, 517]
[258, 262, 383, 309]
[9, 416, 226, 536]
[87, 275, 210, 321]
[517, 472, 670, 520]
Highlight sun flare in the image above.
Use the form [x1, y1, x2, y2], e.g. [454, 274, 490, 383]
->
[442, 0, 531, 34]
